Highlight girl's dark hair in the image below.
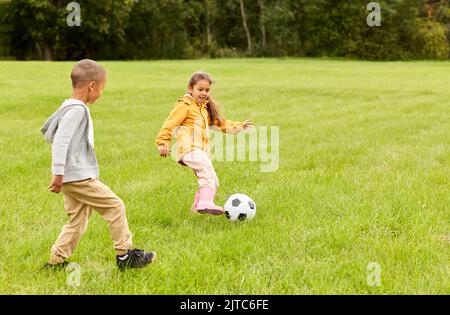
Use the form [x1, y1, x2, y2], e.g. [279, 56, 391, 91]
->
[189, 72, 222, 125]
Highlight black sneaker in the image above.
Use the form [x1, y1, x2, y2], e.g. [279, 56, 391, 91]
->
[116, 249, 156, 270]
[43, 261, 69, 270]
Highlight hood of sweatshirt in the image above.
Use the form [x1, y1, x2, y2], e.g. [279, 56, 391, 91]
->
[40, 99, 87, 144]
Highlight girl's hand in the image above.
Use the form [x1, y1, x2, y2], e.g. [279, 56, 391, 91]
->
[158, 145, 170, 157]
[243, 119, 253, 130]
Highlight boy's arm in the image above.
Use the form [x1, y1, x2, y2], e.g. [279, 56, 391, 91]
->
[155, 102, 188, 148]
[51, 107, 85, 176]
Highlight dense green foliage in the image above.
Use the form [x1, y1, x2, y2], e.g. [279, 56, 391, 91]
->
[1, 1, 450, 59]
[0, 1, 11, 58]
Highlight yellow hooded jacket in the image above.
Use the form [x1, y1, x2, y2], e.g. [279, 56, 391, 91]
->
[155, 95, 244, 161]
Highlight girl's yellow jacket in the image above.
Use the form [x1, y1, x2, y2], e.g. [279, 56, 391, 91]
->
[156, 95, 244, 160]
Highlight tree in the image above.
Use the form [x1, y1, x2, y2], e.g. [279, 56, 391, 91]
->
[4, 0, 134, 60]
[2, 0, 449, 60]
[0, 1, 12, 58]
[239, 0, 252, 55]
[5, 0, 60, 60]
[258, 0, 266, 51]
[124, 0, 195, 59]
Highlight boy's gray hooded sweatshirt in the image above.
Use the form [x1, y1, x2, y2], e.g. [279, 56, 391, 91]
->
[40, 99, 99, 183]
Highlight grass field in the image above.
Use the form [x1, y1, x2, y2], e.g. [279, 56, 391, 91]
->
[0, 58, 448, 294]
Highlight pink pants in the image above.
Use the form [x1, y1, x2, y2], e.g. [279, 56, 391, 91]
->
[181, 150, 219, 190]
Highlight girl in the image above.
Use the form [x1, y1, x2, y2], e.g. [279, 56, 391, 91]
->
[156, 72, 252, 215]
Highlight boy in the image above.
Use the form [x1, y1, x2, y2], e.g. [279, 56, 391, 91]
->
[41, 59, 155, 270]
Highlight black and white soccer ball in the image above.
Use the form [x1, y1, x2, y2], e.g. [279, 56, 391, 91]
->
[224, 194, 256, 221]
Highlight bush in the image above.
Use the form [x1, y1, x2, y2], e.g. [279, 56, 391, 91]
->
[210, 47, 242, 58]
[413, 19, 449, 59]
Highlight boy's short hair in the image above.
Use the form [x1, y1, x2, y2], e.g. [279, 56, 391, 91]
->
[71, 59, 107, 88]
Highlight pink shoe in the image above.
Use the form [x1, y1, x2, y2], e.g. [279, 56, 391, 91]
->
[196, 187, 224, 215]
[190, 191, 201, 214]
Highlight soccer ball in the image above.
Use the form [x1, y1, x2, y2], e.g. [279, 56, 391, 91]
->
[224, 194, 256, 221]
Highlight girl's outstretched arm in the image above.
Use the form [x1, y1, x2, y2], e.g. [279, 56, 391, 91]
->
[212, 118, 253, 134]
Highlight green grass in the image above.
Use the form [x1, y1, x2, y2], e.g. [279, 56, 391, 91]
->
[0, 58, 448, 294]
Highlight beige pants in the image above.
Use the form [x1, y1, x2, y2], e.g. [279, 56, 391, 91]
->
[49, 179, 133, 264]
[181, 150, 219, 190]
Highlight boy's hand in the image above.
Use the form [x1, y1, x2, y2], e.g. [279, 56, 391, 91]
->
[243, 119, 253, 130]
[48, 175, 63, 193]
[158, 145, 170, 157]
